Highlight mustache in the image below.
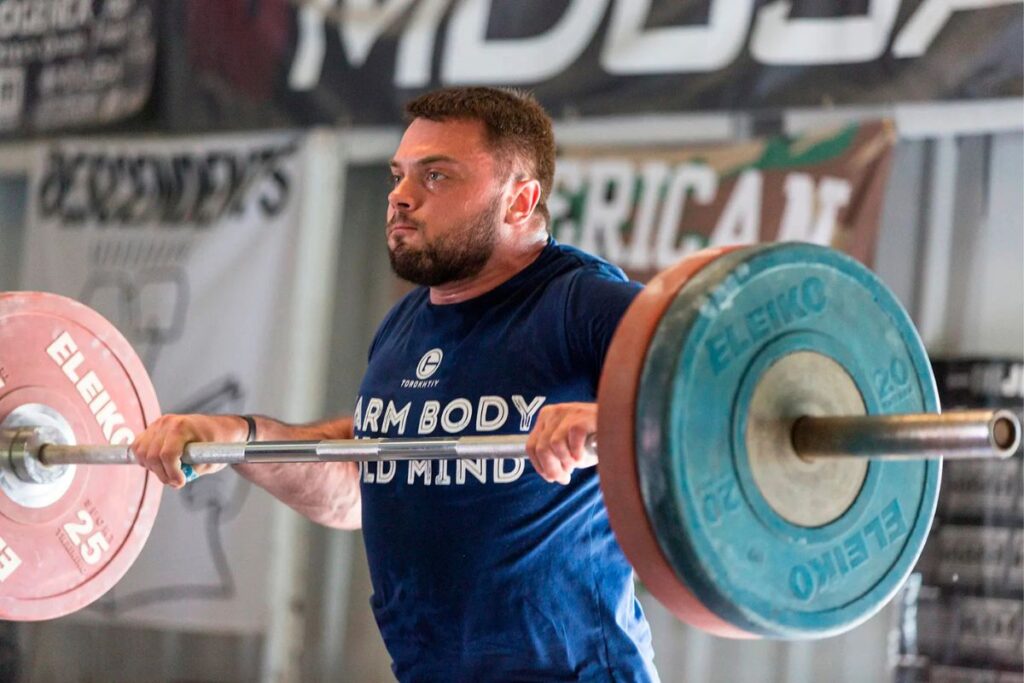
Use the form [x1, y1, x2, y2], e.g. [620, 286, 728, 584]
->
[388, 214, 424, 230]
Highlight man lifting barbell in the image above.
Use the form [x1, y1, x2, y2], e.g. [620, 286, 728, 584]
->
[0, 89, 1019, 679]
[131, 87, 660, 681]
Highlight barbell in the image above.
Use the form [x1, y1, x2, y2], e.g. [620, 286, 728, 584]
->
[0, 243, 1019, 637]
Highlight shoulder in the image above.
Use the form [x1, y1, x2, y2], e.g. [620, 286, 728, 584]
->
[544, 241, 637, 292]
[551, 243, 641, 304]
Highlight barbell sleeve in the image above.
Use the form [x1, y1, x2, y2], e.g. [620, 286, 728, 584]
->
[791, 409, 1021, 461]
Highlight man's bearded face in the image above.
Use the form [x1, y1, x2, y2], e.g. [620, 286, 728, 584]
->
[387, 194, 502, 287]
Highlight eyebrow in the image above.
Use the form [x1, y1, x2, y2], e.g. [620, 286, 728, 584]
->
[389, 154, 461, 168]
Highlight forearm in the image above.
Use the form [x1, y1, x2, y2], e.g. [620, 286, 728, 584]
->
[233, 415, 362, 530]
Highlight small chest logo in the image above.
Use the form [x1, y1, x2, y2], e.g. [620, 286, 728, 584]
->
[416, 348, 444, 380]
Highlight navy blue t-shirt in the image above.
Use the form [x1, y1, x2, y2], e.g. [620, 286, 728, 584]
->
[354, 240, 657, 682]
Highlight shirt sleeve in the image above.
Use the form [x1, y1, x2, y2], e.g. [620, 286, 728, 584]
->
[563, 265, 643, 381]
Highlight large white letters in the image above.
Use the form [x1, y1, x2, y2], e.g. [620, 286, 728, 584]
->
[494, 458, 524, 483]
[441, 398, 472, 433]
[654, 163, 717, 269]
[442, 0, 608, 84]
[290, 0, 416, 89]
[624, 161, 669, 270]
[709, 170, 762, 246]
[363, 398, 384, 433]
[352, 396, 363, 432]
[577, 160, 635, 264]
[408, 459, 432, 485]
[512, 395, 546, 431]
[434, 460, 452, 485]
[751, 0, 901, 65]
[776, 174, 851, 244]
[457, 458, 487, 485]
[287, 0, 1008, 92]
[602, 0, 753, 73]
[395, 0, 451, 86]
[893, 0, 1021, 57]
[289, 2, 328, 90]
[476, 396, 508, 432]
[381, 401, 411, 434]
[376, 460, 396, 484]
[418, 400, 439, 434]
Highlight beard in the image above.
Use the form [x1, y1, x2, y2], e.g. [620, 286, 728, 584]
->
[388, 195, 501, 287]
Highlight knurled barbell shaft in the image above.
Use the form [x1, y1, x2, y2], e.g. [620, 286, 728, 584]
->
[29, 410, 1021, 470]
[37, 434, 541, 468]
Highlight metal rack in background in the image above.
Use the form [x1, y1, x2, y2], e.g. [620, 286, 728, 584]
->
[893, 358, 1024, 683]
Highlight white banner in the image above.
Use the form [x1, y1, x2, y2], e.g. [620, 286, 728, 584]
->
[20, 131, 309, 632]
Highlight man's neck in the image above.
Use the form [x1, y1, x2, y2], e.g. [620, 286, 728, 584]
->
[428, 234, 548, 305]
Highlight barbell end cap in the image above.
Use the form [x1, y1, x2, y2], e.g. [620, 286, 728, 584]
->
[3, 426, 71, 484]
[990, 409, 1022, 458]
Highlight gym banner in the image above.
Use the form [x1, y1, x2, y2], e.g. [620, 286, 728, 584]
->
[0, 0, 156, 136]
[552, 120, 894, 280]
[159, 0, 1023, 129]
[18, 131, 307, 632]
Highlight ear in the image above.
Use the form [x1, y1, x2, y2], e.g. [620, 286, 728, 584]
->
[505, 178, 542, 228]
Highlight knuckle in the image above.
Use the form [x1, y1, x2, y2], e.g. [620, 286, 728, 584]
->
[159, 449, 181, 467]
[550, 423, 570, 440]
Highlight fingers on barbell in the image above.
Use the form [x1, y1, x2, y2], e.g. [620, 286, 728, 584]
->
[525, 411, 559, 483]
[136, 415, 242, 488]
[548, 425, 580, 485]
[133, 415, 193, 488]
[527, 406, 595, 485]
[152, 431, 186, 488]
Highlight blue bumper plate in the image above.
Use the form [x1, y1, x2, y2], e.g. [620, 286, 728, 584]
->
[635, 243, 941, 639]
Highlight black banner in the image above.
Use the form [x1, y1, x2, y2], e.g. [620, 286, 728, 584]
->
[155, 0, 1024, 131]
[0, 0, 157, 137]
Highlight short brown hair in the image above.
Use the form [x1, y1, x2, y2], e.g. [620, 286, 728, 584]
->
[404, 87, 556, 227]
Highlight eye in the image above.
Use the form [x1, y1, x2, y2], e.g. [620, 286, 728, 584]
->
[389, 173, 402, 187]
[425, 170, 446, 182]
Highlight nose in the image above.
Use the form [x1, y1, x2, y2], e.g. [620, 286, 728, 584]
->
[388, 176, 417, 213]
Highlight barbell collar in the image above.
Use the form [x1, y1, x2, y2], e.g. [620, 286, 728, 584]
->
[792, 409, 1021, 461]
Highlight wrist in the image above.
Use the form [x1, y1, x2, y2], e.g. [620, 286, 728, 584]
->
[213, 414, 254, 443]
[237, 414, 257, 443]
